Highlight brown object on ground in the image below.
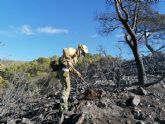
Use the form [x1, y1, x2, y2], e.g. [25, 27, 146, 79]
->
[82, 88, 105, 100]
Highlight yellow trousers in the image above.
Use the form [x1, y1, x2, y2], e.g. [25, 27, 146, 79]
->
[58, 69, 71, 111]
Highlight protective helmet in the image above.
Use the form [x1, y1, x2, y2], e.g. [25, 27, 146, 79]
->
[78, 44, 88, 54]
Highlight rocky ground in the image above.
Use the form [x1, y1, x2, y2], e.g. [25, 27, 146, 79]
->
[0, 53, 165, 124]
[0, 78, 165, 124]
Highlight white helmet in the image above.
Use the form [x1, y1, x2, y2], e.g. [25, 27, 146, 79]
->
[78, 44, 88, 54]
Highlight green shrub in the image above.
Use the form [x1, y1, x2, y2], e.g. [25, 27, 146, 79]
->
[36, 57, 50, 64]
[0, 76, 8, 88]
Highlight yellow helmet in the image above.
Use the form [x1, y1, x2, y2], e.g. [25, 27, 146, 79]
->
[78, 44, 88, 54]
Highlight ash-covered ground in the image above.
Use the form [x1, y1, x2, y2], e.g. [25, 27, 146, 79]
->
[0, 53, 165, 124]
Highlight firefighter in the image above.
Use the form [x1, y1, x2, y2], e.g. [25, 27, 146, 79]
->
[57, 44, 88, 111]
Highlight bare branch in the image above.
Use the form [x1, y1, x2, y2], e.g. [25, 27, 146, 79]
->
[156, 45, 165, 52]
[132, 1, 139, 30]
[120, 0, 129, 20]
[114, 0, 125, 21]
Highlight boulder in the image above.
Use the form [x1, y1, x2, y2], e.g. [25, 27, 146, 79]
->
[126, 95, 140, 106]
[132, 95, 141, 106]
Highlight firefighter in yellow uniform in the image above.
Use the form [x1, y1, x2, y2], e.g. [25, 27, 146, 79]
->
[58, 44, 88, 111]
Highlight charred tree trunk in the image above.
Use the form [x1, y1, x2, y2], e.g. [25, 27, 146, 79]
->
[131, 45, 147, 85]
[114, 0, 147, 85]
[125, 35, 147, 85]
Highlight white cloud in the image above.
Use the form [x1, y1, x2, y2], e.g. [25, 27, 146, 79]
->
[0, 25, 68, 37]
[18, 25, 33, 35]
[37, 26, 68, 34]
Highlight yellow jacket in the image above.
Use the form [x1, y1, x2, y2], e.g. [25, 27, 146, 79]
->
[59, 47, 84, 80]
[60, 48, 79, 71]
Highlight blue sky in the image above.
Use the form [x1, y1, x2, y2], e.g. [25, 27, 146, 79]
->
[0, 0, 164, 61]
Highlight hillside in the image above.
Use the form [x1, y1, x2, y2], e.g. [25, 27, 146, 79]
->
[0, 53, 164, 124]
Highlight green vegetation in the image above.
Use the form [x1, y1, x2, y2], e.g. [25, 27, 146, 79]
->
[0, 54, 112, 95]
[2, 57, 51, 77]
[1, 54, 111, 77]
[0, 76, 8, 88]
[77, 53, 112, 65]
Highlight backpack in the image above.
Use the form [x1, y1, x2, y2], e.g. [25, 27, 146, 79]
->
[50, 59, 59, 71]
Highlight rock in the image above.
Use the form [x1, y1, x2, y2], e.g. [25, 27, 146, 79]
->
[0, 115, 7, 123]
[75, 113, 85, 124]
[16, 119, 22, 123]
[135, 121, 145, 124]
[139, 103, 143, 107]
[120, 79, 129, 85]
[73, 98, 79, 105]
[7, 119, 21, 124]
[132, 107, 145, 120]
[117, 100, 126, 107]
[160, 80, 164, 84]
[63, 111, 74, 116]
[64, 113, 85, 124]
[107, 120, 112, 124]
[126, 95, 140, 106]
[155, 117, 165, 124]
[22, 117, 31, 123]
[45, 102, 54, 107]
[72, 113, 85, 124]
[0, 113, 4, 118]
[21, 105, 29, 111]
[132, 95, 140, 106]
[7, 119, 16, 124]
[147, 104, 151, 108]
[162, 85, 165, 88]
[97, 101, 108, 108]
[125, 120, 131, 124]
[23, 108, 41, 119]
[137, 87, 148, 95]
[70, 97, 79, 105]
[161, 108, 165, 112]
[45, 102, 60, 110]
[54, 99, 60, 103]
[21, 117, 35, 124]
[0, 103, 3, 106]
[85, 101, 91, 106]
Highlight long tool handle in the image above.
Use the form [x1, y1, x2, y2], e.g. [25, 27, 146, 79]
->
[79, 75, 88, 84]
